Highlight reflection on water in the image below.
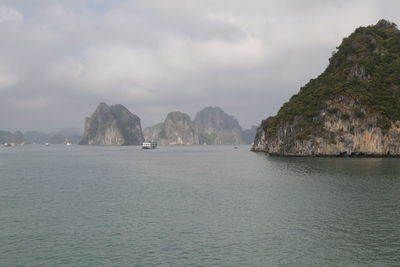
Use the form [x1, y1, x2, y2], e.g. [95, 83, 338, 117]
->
[265, 155, 400, 177]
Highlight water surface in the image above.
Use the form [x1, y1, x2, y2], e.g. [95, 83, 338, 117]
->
[0, 145, 399, 266]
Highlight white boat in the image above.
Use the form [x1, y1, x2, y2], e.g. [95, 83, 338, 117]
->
[65, 137, 72, 146]
[45, 142, 50, 146]
[3, 143, 11, 147]
[142, 141, 157, 149]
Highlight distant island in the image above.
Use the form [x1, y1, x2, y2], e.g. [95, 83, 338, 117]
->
[79, 103, 145, 146]
[252, 20, 400, 157]
[79, 103, 257, 146]
[144, 106, 250, 145]
[0, 129, 82, 145]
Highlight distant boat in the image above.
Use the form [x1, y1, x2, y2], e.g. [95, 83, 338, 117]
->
[3, 143, 11, 147]
[65, 137, 72, 146]
[234, 146, 238, 149]
[142, 141, 157, 149]
[45, 143, 50, 146]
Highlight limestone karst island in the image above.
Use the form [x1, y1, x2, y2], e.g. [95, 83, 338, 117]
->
[79, 103, 254, 146]
[79, 103, 145, 146]
[252, 20, 400, 157]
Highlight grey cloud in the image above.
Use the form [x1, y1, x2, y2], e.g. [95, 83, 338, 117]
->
[0, 0, 399, 132]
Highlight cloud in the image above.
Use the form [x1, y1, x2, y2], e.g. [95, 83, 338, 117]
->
[49, 37, 267, 82]
[0, 63, 18, 89]
[0, 6, 23, 23]
[0, 0, 399, 131]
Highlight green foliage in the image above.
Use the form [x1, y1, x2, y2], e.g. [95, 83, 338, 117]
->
[327, 107, 339, 114]
[325, 136, 337, 145]
[340, 113, 351, 120]
[267, 20, 400, 138]
[353, 108, 366, 119]
[377, 116, 391, 132]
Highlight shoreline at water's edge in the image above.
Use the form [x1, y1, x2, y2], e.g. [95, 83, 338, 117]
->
[250, 150, 400, 158]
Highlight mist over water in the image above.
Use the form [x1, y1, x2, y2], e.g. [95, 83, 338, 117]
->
[1, 145, 399, 266]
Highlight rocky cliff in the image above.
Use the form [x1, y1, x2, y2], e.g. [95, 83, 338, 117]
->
[143, 123, 163, 142]
[144, 112, 197, 145]
[252, 20, 400, 156]
[194, 106, 244, 145]
[79, 103, 144, 145]
[144, 107, 245, 145]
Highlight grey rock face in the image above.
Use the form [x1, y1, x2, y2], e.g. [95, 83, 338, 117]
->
[193, 106, 244, 145]
[160, 112, 198, 145]
[252, 96, 400, 156]
[79, 103, 144, 145]
[144, 112, 197, 145]
[143, 123, 163, 142]
[144, 107, 245, 145]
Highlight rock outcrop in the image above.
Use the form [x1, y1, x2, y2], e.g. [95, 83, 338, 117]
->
[194, 106, 244, 145]
[143, 123, 163, 142]
[144, 112, 197, 145]
[252, 20, 400, 156]
[79, 103, 144, 145]
[144, 107, 245, 145]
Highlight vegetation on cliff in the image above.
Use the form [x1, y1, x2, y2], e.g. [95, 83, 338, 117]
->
[263, 19, 400, 139]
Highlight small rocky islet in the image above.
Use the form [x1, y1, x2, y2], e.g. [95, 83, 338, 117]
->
[252, 19, 400, 157]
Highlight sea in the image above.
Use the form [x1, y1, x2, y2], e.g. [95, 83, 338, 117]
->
[0, 145, 399, 266]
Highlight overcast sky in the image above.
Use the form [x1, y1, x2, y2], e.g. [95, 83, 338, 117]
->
[0, 0, 399, 132]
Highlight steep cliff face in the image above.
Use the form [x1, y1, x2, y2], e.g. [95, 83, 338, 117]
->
[143, 123, 163, 142]
[252, 20, 400, 156]
[144, 107, 245, 145]
[79, 103, 144, 145]
[144, 112, 197, 145]
[253, 96, 400, 156]
[159, 112, 197, 145]
[194, 106, 244, 145]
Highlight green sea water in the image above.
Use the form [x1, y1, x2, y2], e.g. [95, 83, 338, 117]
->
[0, 145, 399, 266]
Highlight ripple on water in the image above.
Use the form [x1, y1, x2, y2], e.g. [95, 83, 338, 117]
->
[0, 145, 399, 266]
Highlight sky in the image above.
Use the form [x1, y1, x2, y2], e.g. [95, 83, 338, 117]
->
[0, 0, 399, 132]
